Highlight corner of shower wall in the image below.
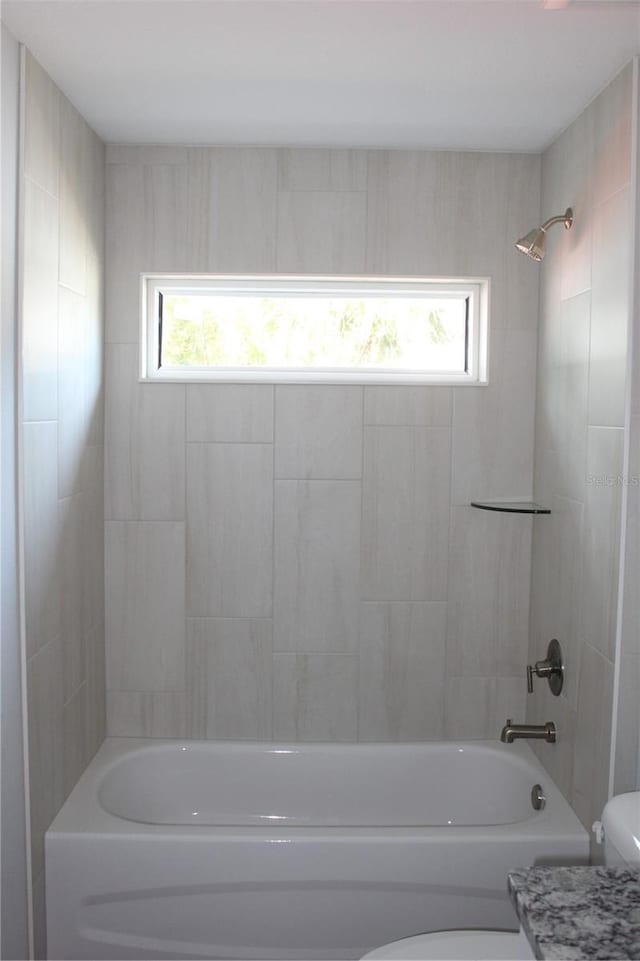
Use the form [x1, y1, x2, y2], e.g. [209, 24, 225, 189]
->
[18, 47, 106, 958]
[611, 55, 640, 798]
[527, 58, 637, 835]
[1, 21, 30, 961]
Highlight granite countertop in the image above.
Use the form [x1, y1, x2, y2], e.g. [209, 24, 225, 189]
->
[508, 866, 640, 961]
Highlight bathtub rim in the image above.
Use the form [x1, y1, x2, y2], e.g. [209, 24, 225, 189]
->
[46, 737, 589, 846]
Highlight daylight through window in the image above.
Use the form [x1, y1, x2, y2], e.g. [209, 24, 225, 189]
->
[142, 276, 489, 384]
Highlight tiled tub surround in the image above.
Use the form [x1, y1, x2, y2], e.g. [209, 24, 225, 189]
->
[509, 867, 640, 961]
[526, 63, 635, 832]
[21, 52, 106, 954]
[105, 146, 541, 741]
[614, 63, 640, 799]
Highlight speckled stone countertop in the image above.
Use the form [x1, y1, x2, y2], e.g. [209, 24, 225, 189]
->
[508, 867, 640, 960]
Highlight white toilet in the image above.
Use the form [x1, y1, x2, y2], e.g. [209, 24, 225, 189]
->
[361, 791, 640, 961]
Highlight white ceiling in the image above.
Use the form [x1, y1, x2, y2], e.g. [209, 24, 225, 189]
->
[2, 0, 640, 151]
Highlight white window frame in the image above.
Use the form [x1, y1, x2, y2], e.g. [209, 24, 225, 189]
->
[140, 274, 490, 385]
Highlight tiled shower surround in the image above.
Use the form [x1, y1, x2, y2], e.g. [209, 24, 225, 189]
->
[21, 52, 105, 952]
[526, 63, 635, 833]
[104, 144, 541, 741]
[19, 45, 640, 958]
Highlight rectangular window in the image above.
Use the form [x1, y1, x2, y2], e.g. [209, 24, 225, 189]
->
[141, 275, 489, 384]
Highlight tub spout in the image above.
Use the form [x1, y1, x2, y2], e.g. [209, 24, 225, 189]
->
[500, 719, 556, 744]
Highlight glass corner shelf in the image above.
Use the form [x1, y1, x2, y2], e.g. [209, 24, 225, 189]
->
[470, 500, 551, 515]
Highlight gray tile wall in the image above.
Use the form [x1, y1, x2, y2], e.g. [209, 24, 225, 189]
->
[105, 143, 541, 742]
[527, 63, 634, 833]
[614, 62, 640, 798]
[21, 52, 105, 956]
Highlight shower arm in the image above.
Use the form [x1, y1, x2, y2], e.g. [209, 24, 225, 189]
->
[540, 208, 573, 232]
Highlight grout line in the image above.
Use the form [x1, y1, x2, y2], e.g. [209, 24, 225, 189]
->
[274, 476, 362, 483]
[186, 615, 274, 622]
[272, 652, 358, 658]
[185, 439, 274, 446]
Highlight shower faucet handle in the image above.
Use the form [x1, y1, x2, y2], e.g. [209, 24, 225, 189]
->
[526, 639, 564, 696]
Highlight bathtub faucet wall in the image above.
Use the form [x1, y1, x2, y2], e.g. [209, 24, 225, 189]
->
[500, 720, 557, 743]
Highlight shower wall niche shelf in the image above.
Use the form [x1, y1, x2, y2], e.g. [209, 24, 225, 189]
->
[470, 500, 551, 515]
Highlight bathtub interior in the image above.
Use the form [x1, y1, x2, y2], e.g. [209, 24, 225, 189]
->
[96, 740, 546, 827]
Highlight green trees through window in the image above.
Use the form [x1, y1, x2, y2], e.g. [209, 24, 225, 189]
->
[160, 294, 467, 372]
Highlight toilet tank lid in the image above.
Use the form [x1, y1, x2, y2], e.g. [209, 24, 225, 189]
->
[602, 792, 640, 864]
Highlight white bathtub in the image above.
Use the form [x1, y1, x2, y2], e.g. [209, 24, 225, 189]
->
[45, 738, 588, 960]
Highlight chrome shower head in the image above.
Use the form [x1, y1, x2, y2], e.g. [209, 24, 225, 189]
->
[515, 207, 573, 261]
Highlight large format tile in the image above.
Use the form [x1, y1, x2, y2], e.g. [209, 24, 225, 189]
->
[106, 691, 187, 738]
[590, 62, 633, 208]
[80, 445, 105, 633]
[358, 602, 446, 740]
[365, 150, 446, 276]
[185, 148, 211, 271]
[446, 506, 532, 679]
[276, 190, 366, 273]
[443, 676, 524, 741]
[23, 422, 60, 658]
[274, 480, 361, 653]
[364, 386, 452, 427]
[143, 162, 188, 272]
[275, 386, 363, 479]
[544, 293, 590, 501]
[57, 286, 87, 498]
[84, 621, 106, 760]
[62, 683, 87, 798]
[572, 643, 614, 830]
[541, 105, 594, 304]
[278, 149, 367, 192]
[366, 150, 539, 335]
[580, 427, 624, 662]
[362, 426, 450, 601]
[451, 330, 536, 505]
[187, 619, 272, 739]
[187, 385, 274, 443]
[22, 179, 59, 422]
[612, 653, 640, 795]
[528, 494, 583, 711]
[194, 148, 278, 272]
[32, 871, 46, 961]
[588, 186, 631, 428]
[272, 654, 357, 741]
[105, 162, 144, 343]
[136, 380, 186, 521]
[85, 132, 106, 448]
[27, 637, 64, 880]
[105, 344, 185, 520]
[106, 145, 189, 165]
[59, 494, 86, 702]
[24, 52, 60, 196]
[106, 158, 187, 323]
[620, 417, 640, 658]
[186, 444, 273, 617]
[443, 677, 497, 740]
[106, 521, 186, 691]
[59, 97, 88, 295]
[526, 680, 578, 803]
